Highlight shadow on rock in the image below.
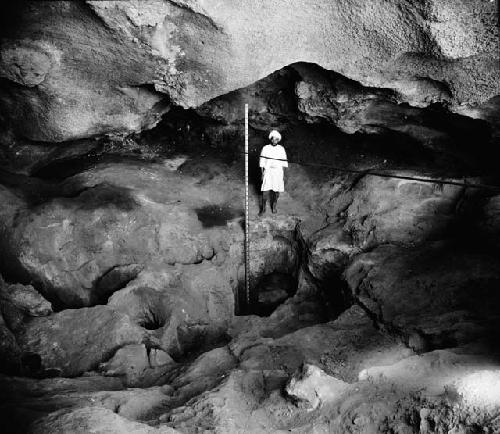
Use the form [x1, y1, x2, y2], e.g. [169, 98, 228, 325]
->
[74, 183, 138, 212]
[0, 168, 139, 212]
[195, 204, 244, 228]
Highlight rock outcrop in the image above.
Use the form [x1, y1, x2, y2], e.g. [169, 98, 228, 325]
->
[29, 406, 180, 434]
[345, 241, 500, 348]
[0, 280, 52, 318]
[0, 4, 498, 431]
[99, 344, 175, 387]
[285, 363, 350, 409]
[0, 0, 498, 142]
[15, 305, 145, 377]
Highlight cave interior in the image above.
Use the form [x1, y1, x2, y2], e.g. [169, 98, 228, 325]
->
[0, 1, 500, 433]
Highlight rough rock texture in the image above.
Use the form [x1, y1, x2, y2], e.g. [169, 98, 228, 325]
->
[156, 312, 500, 433]
[0, 280, 52, 318]
[232, 305, 414, 383]
[306, 223, 358, 281]
[0, 310, 21, 373]
[0, 158, 305, 310]
[29, 406, 180, 434]
[0, 1, 168, 142]
[342, 175, 464, 248]
[106, 264, 236, 358]
[0, 2, 498, 433]
[345, 242, 500, 348]
[285, 363, 349, 409]
[0, 155, 313, 389]
[358, 350, 499, 396]
[2, 295, 500, 433]
[99, 344, 175, 388]
[195, 61, 497, 169]
[15, 305, 145, 377]
[0, 0, 498, 141]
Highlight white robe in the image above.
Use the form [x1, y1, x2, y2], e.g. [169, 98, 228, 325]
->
[259, 144, 288, 192]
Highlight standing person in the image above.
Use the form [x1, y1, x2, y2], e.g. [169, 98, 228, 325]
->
[259, 129, 288, 215]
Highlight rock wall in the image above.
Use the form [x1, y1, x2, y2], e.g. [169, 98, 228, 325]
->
[0, 0, 498, 141]
[0, 2, 499, 432]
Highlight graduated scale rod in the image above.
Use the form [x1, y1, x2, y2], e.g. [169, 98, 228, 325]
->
[244, 104, 250, 311]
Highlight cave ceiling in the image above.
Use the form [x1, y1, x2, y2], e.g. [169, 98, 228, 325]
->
[0, 0, 498, 146]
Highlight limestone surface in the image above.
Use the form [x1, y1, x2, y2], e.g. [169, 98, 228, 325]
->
[345, 241, 500, 347]
[15, 305, 145, 377]
[0, 0, 498, 141]
[29, 406, 180, 434]
[0, 281, 52, 317]
[99, 344, 175, 387]
[285, 363, 349, 409]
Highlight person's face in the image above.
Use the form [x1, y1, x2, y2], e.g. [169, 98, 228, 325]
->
[271, 137, 279, 145]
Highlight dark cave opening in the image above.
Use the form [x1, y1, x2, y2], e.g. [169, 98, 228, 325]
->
[19, 61, 498, 188]
[252, 271, 297, 317]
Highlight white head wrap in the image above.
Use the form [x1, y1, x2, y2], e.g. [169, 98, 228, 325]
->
[269, 130, 282, 142]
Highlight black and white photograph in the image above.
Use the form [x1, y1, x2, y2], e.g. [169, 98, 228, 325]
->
[0, 1, 499, 432]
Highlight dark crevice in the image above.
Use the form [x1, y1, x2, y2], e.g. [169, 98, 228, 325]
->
[92, 264, 143, 306]
[139, 312, 165, 331]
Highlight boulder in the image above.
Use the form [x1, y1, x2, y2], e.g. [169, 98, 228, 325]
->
[174, 346, 236, 386]
[99, 344, 175, 387]
[343, 175, 464, 248]
[161, 370, 272, 432]
[285, 363, 349, 409]
[0, 280, 53, 338]
[2, 164, 217, 307]
[0, 282, 52, 317]
[15, 305, 145, 377]
[306, 223, 358, 281]
[345, 242, 500, 346]
[29, 406, 180, 434]
[166, 346, 237, 404]
[247, 216, 300, 281]
[235, 305, 413, 382]
[109, 263, 235, 358]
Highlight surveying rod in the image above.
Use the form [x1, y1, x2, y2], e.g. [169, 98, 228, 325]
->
[244, 104, 250, 312]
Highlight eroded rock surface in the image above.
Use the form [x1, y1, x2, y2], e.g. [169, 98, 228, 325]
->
[29, 406, 180, 434]
[15, 305, 145, 377]
[345, 241, 500, 348]
[99, 344, 175, 388]
[0, 280, 52, 318]
[0, 0, 498, 142]
[285, 363, 349, 410]
[0, 2, 498, 432]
